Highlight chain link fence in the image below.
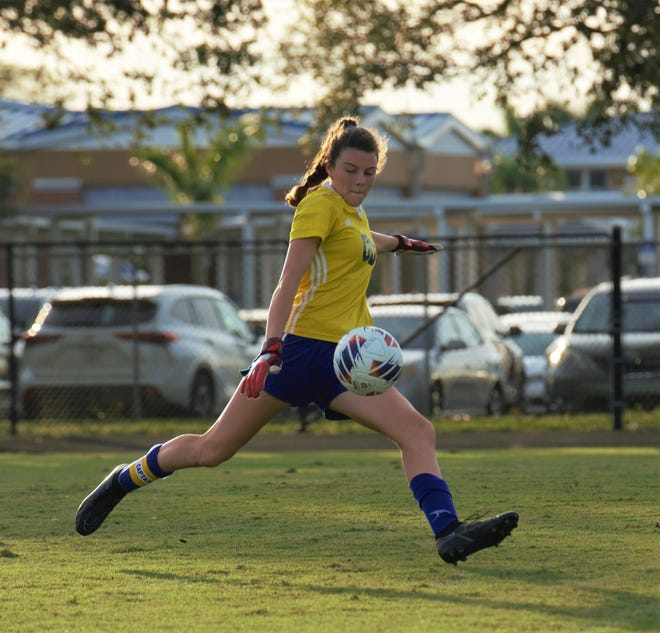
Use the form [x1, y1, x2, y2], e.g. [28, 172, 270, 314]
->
[1, 229, 659, 429]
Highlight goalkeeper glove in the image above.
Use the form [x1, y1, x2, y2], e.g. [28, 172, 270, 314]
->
[392, 234, 441, 255]
[240, 336, 283, 399]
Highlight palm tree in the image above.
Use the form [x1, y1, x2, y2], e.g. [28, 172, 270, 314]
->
[133, 113, 262, 238]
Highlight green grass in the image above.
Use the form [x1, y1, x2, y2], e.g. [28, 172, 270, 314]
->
[1, 447, 658, 632]
[2, 407, 660, 441]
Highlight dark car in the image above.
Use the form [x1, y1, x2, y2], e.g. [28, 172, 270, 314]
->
[546, 277, 660, 412]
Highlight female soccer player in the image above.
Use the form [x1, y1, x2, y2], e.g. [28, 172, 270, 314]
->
[76, 116, 518, 565]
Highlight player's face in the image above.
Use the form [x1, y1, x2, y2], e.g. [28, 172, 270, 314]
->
[326, 148, 378, 207]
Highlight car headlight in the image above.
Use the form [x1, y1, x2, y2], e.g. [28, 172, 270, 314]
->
[547, 338, 567, 366]
[547, 343, 602, 375]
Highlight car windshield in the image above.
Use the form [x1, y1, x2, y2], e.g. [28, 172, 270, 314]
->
[573, 294, 660, 333]
[0, 296, 48, 330]
[45, 299, 157, 327]
[510, 331, 556, 355]
[370, 314, 435, 349]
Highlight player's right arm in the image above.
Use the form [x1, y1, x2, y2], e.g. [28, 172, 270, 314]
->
[266, 237, 321, 339]
[240, 237, 320, 398]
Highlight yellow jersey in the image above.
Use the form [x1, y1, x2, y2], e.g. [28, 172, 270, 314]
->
[285, 185, 376, 342]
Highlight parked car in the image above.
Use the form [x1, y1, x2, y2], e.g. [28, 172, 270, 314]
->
[238, 307, 268, 343]
[0, 310, 11, 408]
[501, 311, 571, 412]
[368, 292, 525, 410]
[496, 295, 543, 315]
[370, 304, 509, 416]
[0, 288, 57, 378]
[546, 277, 660, 412]
[19, 284, 254, 418]
[553, 287, 590, 313]
[0, 309, 10, 381]
[0, 287, 57, 333]
[0, 310, 9, 415]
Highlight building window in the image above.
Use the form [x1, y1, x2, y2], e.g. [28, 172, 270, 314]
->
[589, 170, 607, 189]
[566, 170, 581, 190]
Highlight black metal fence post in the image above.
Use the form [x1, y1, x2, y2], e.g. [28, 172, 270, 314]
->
[6, 243, 18, 435]
[610, 226, 623, 431]
[130, 248, 143, 421]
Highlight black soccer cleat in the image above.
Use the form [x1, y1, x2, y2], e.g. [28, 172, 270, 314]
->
[75, 464, 128, 536]
[436, 511, 519, 565]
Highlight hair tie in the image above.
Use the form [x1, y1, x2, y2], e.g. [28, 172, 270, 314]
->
[344, 120, 357, 129]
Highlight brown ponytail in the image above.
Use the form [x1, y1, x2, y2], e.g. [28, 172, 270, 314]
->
[284, 116, 388, 207]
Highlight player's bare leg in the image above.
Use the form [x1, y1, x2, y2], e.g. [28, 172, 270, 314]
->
[329, 387, 440, 479]
[76, 388, 288, 535]
[157, 389, 289, 471]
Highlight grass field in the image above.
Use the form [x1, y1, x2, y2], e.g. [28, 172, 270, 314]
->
[1, 444, 658, 632]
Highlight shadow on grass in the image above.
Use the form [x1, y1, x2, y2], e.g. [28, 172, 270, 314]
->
[119, 566, 657, 631]
[120, 568, 231, 584]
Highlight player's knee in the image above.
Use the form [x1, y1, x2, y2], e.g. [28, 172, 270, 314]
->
[394, 413, 436, 450]
[416, 415, 437, 445]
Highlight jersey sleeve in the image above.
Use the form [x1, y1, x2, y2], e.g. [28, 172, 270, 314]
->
[289, 191, 335, 242]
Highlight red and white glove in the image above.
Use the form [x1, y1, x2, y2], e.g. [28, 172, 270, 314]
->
[392, 234, 441, 255]
[240, 337, 283, 399]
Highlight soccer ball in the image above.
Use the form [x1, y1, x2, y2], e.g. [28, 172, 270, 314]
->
[333, 326, 403, 396]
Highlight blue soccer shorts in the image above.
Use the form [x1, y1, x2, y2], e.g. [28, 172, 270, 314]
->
[264, 333, 349, 420]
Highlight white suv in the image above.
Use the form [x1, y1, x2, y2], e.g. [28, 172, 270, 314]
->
[20, 284, 254, 418]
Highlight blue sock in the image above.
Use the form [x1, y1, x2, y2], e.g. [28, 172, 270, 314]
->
[410, 473, 459, 537]
[117, 444, 172, 492]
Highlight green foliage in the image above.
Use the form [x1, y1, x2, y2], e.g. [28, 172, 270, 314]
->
[281, 0, 658, 147]
[499, 102, 579, 160]
[0, 448, 657, 632]
[0, 0, 266, 109]
[463, 0, 659, 141]
[279, 0, 454, 146]
[490, 153, 567, 193]
[132, 114, 263, 238]
[2, 0, 656, 152]
[628, 148, 660, 196]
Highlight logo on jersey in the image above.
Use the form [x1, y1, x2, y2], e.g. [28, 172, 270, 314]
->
[361, 234, 377, 266]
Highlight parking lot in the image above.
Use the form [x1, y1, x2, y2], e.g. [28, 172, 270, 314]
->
[2, 231, 659, 427]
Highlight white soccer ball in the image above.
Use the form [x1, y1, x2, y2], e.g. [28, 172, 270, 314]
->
[333, 326, 403, 396]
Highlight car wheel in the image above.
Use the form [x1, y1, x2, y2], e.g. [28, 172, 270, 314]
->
[487, 384, 505, 416]
[189, 371, 215, 418]
[430, 381, 444, 417]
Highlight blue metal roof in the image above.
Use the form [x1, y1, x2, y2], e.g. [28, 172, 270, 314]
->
[0, 99, 478, 153]
[0, 100, 312, 150]
[496, 115, 659, 167]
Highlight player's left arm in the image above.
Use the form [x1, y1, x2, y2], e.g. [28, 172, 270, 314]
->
[371, 231, 440, 254]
